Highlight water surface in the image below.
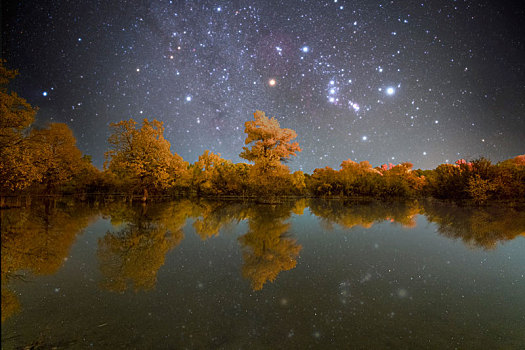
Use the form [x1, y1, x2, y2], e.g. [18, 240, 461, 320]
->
[2, 198, 524, 349]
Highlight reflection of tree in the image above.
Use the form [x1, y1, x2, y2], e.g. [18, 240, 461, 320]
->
[238, 204, 302, 291]
[422, 202, 525, 249]
[308, 199, 421, 230]
[97, 200, 193, 292]
[1, 200, 97, 321]
[1, 288, 20, 322]
[192, 200, 248, 240]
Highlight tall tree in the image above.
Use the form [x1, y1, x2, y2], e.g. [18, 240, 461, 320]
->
[239, 111, 301, 196]
[0, 62, 36, 149]
[239, 110, 301, 169]
[0, 62, 39, 194]
[104, 118, 188, 198]
[28, 123, 87, 190]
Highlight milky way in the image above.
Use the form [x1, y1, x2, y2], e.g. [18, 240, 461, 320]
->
[4, 0, 524, 172]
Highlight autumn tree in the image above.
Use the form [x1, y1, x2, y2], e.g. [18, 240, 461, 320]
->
[27, 123, 92, 191]
[306, 166, 341, 196]
[0, 62, 36, 149]
[239, 110, 301, 196]
[104, 118, 188, 199]
[192, 150, 227, 195]
[0, 62, 39, 194]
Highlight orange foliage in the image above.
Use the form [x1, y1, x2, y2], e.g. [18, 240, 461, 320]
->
[105, 118, 188, 196]
[239, 205, 302, 290]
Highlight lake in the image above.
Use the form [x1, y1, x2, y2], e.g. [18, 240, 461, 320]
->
[1, 198, 524, 349]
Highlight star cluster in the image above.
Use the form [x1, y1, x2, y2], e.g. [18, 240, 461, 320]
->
[4, 0, 524, 171]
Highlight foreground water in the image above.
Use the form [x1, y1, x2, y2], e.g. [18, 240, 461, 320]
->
[1, 198, 524, 349]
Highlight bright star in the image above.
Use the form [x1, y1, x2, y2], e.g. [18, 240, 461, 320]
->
[42, 91, 48, 96]
[186, 95, 192, 102]
[386, 87, 395, 95]
[362, 136, 368, 141]
[268, 78, 276, 86]
[301, 46, 309, 53]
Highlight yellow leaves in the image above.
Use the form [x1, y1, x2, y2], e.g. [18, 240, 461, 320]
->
[1, 64, 90, 193]
[1, 121, 88, 192]
[240, 110, 301, 167]
[0, 62, 39, 192]
[1, 201, 98, 321]
[0, 61, 36, 143]
[98, 201, 190, 292]
[239, 204, 302, 291]
[105, 118, 188, 193]
[28, 123, 85, 188]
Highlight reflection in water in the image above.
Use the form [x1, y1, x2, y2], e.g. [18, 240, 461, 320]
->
[308, 199, 525, 249]
[239, 203, 303, 291]
[97, 200, 193, 292]
[2, 197, 524, 325]
[190, 200, 305, 291]
[308, 199, 421, 230]
[421, 201, 525, 249]
[192, 201, 248, 240]
[1, 199, 97, 321]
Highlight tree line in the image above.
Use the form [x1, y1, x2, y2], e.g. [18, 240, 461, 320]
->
[1, 62, 524, 204]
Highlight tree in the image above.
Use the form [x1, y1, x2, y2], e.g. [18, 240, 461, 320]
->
[240, 110, 301, 169]
[192, 150, 229, 195]
[0, 62, 39, 194]
[239, 111, 301, 196]
[0, 62, 36, 149]
[27, 123, 87, 190]
[104, 118, 188, 199]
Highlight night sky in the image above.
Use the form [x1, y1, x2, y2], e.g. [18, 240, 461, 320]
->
[3, 0, 524, 172]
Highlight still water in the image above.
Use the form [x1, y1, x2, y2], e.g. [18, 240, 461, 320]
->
[1, 198, 524, 349]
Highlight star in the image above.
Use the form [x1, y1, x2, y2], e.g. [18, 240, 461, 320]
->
[386, 87, 395, 95]
[268, 79, 276, 86]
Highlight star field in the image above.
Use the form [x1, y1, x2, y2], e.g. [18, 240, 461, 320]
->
[3, 0, 525, 172]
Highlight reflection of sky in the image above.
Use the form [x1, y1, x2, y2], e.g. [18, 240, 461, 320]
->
[2, 200, 525, 348]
